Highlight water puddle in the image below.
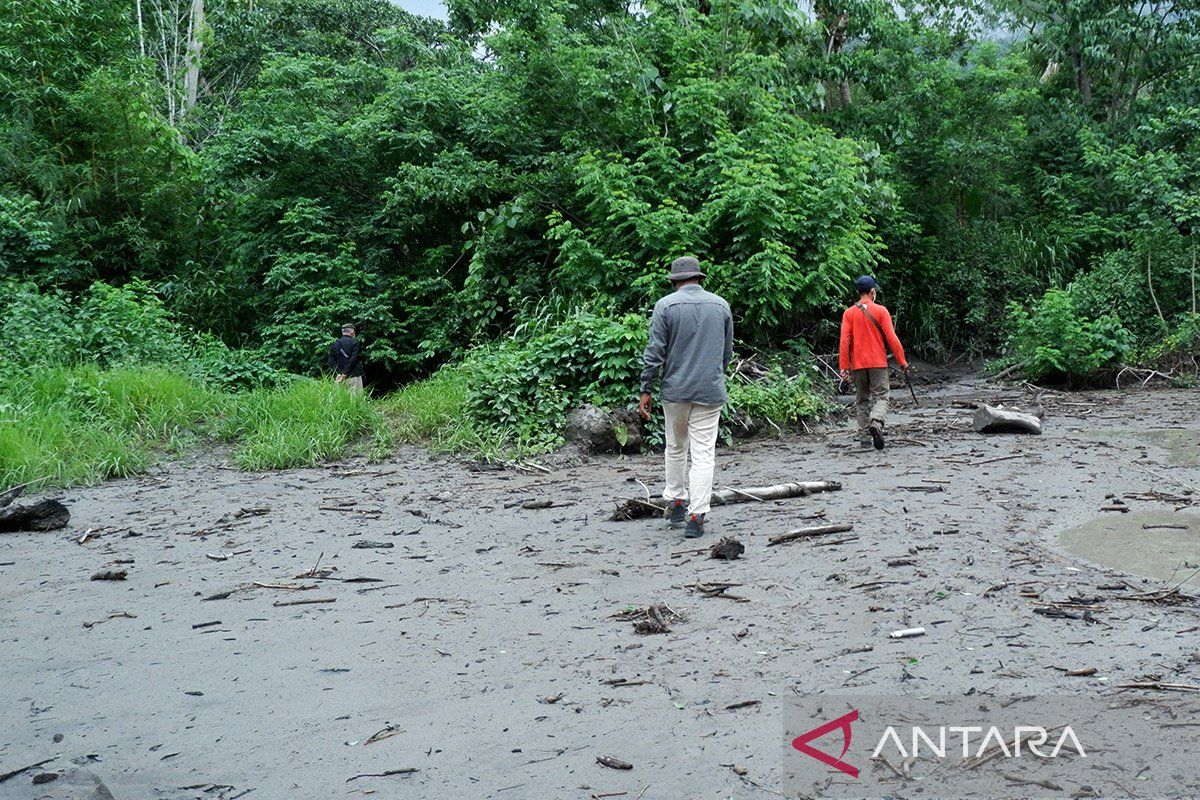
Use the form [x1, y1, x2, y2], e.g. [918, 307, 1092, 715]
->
[1138, 429, 1200, 467]
[1059, 510, 1200, 588]
[1071, 428, 1200, 466]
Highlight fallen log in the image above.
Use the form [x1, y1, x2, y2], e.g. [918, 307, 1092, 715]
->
[612, 481, 842, 521]
[0, 498, 70, 532]
[767, 523, 854, 546]
[972, 404, 1043, 435]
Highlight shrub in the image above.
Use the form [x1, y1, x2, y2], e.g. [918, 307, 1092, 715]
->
[725, 364, 828, 438]
[460, 310, 649, 451]
[1003, 288, 1136, 383]
[0, 280, 285, 390]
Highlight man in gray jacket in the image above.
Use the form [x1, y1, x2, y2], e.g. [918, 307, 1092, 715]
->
[638, 256, 734, 538]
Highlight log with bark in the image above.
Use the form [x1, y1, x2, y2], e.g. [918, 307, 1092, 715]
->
[0, 486, 70, 532]
[767, 523, 854, 546]
[611, 480, 842, 521]
[972, 404, 1043, 435]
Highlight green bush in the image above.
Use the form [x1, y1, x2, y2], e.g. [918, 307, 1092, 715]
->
[460, 310, 649, 451]
[726, 365, 828, 437]
[0, 280, 284, 390]
[1003, 288, 1136, 383]
[0, 365, 388, 489]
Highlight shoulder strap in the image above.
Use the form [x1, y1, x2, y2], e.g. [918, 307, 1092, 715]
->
[856, 303, 886, 340]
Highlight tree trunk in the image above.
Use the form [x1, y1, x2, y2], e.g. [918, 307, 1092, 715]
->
[136, 0, 146, 58]
[1069, 37, 1093, 105]
[183, 0, 205, 118]
[768, 523, 854, 546]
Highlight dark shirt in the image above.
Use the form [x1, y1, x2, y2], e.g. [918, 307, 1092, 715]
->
[329, 336, 364, 377]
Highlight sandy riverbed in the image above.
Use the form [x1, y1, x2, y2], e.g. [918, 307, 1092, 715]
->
[2, 376, 1198, 799]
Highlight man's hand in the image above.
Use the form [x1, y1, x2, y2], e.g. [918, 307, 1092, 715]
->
[902, 363, 912, 374]
[335, 374, 346, 383]
[638, 392, 652, 421]
[839, 369, 851, 384]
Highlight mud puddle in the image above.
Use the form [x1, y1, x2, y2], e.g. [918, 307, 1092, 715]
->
[1059, 509, 1200, 587]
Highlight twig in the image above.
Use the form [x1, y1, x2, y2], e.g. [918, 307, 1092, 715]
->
[346, 768, 418, 782]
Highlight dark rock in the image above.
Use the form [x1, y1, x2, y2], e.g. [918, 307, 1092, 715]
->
[709, 537, 745, 560]
[0, 499, 70, 532]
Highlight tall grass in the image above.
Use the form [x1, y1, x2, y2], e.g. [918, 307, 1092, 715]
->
[0, 366, 223, 488]
[223, 379, 388, 470]
[0, 366, 390, 489]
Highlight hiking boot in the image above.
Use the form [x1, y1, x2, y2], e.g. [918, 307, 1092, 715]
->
[664, 499, 686, 527]
[684, 514, 706, 539]
[869, 420, 885, 450]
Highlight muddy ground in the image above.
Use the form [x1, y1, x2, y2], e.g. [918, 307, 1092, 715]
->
[2, 375, 1198, 799]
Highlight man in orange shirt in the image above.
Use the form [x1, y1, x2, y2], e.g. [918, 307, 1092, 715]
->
[838, 275, 908, 450]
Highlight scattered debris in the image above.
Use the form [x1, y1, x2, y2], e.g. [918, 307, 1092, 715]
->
[0, 757, 57, 784]
[0, 494, 70, 532]
[346, 768, 419, 782]
[82, 611, 136, 629]
[596, 756, 633, 770]
[273, 597, 336, 607]
[352, 540, 394, 549]
[614, 604, 681, 635]
[686, 582, 748, 602]
[889, 627, 926, 639]
[724, 700, 761, 711]
[709, 537, 745, 560]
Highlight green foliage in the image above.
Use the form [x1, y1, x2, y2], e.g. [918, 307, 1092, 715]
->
[1003, 288, 1136, 382]
[0, 365, 222, 488]
[222, 378, 388, 470]
[4, 0, 1200, 461]
[0, 366, 386, 489]
[0, 280, 282, 390]
[459, 310, 648, 451]
[726, 365, 828, 436]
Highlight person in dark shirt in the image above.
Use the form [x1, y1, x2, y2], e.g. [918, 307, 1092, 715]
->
[329, 324, 364, 392]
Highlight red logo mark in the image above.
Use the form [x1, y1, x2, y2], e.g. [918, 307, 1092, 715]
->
[792, 708, 860, 778]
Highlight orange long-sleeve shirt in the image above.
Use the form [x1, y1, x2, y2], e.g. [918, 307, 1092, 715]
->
[839, 301, 907, 371]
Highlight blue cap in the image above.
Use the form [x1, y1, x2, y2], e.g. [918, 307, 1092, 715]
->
[854, 275, 878, 293]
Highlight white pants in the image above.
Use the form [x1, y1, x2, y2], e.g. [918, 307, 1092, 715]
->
[662, 401, 722, 517]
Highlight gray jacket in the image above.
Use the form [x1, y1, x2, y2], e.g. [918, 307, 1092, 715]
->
[640, 284, 734, 406]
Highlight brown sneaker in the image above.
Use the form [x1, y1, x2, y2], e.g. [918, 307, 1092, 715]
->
[869, 420, 885, 450]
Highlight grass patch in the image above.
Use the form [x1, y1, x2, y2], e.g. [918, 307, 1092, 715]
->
[0, 366, 389, 489]
[0, 365, 223, 488]
[223, 379, 387, 471]
[381, 366, 552, 461]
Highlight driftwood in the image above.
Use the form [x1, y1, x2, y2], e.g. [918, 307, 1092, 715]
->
[767, 523, 854, 546]
[612, 480, 842, 521]
[972, 404, 1043, 435]
[0, 493, 70, 532]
